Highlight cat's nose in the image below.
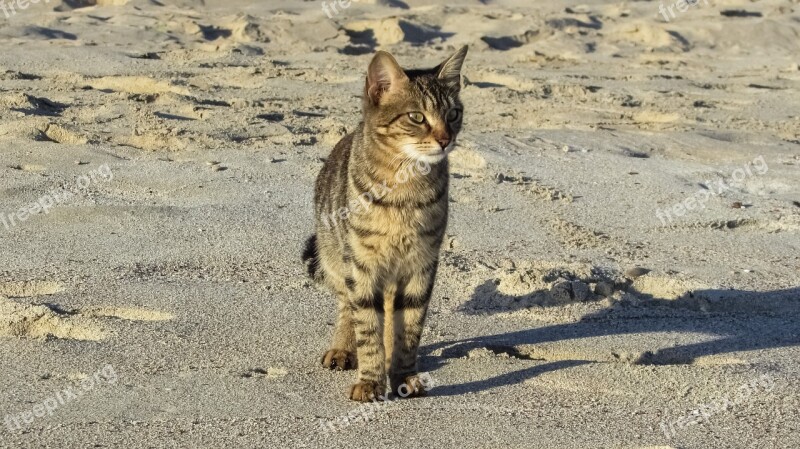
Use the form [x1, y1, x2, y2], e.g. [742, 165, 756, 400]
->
[437, 138, 451, 150]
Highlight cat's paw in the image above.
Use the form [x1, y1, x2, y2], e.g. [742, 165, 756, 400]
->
[392, 374, 430, 398]
[321, 349, 357, 370]
[349, 380, 387, 402]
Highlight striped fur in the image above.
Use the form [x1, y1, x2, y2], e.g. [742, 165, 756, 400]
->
[302, 234, 322, 282]
[307, 47, 468, 401]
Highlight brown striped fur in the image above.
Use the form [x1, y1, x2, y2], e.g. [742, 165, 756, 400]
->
[305, 47, 468, 401]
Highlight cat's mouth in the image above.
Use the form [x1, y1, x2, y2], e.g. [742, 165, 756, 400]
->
[401, 143, 454, 164]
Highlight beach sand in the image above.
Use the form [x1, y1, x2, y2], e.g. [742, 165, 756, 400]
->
[0, 0, 799, 447]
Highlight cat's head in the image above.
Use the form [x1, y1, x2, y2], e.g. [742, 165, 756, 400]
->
[362, 46, 468, 164]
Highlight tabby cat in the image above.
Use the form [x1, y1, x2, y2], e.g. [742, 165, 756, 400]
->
[303, 46, 468, 402]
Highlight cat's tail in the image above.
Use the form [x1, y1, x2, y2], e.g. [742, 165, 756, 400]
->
[302, 234, 323, 283]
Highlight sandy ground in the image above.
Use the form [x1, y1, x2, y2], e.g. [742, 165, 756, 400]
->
[1, 0, 799, 447]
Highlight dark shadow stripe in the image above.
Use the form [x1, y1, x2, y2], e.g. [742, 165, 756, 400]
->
[394, 279, 435, 311]
[360, 369, 379, 378]
[371, 185, 447, 209]
[350, 223, 388, 237]
[394, 298, 427, 311]
[353, 295, 384, 312]
[359, 240, 379, 253]
[422, 259, 440, 275]
[353, 257, 372, 274]
[350, 172, 374, 196]
[421, 221, 446, 237]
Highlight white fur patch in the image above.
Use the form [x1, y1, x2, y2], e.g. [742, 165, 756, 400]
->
[401, 143, 454, 164]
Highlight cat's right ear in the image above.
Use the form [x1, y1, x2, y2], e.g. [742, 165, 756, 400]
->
[436, 45, 468, 89]
[366, 51, 408, 105]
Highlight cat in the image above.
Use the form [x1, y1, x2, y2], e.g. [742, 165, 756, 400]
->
[303, 46, 468, 402]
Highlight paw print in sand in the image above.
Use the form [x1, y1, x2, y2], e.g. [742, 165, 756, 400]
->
[0, 280, 172, 341]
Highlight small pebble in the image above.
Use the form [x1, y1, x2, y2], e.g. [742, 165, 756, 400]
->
[594, 281, 615, 297]
[731, 201, 743, 208]
[570, 281, 591, 301]
[625, 267, 651, 279]
[549, 280, 573, 303]
[212, 165, 226, 172]
[499, 258, 516, 270]
[206, 160, 220, 166]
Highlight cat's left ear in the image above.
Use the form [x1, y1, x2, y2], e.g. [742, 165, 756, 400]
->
[436, 45, 469, 88]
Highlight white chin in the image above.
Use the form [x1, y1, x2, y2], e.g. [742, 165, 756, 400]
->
[402, 144, 453, 164]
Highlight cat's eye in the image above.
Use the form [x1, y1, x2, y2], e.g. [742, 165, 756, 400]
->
[408, 112, 425, 124]
[447, 109, 462, 122]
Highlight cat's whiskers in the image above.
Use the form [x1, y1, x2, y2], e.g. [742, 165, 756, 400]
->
[388, 150, 416, 170]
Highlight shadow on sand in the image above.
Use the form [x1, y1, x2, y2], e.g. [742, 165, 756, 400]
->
[421, 282, 800, 397]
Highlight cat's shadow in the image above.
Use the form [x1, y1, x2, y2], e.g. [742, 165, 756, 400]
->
[419, 283, 800, 397]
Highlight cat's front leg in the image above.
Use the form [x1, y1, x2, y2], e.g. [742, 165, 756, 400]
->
[346, 267, 388, 402]
[389, 263, 436, 397]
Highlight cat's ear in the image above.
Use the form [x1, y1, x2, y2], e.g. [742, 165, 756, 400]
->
[366, 51, 408, 105]
[436, 45, 469, 88]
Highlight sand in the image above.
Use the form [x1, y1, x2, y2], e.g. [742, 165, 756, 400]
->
[0, 0, 798, 447]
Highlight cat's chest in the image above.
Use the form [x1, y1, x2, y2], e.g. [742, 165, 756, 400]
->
[368, 206, 432, 235]
[364, 209, 441, 265]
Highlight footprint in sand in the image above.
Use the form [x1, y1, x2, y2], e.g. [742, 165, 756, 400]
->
[465, 71, 539, 92]
[481, 30, 541, 51]
[548, 217, 609, 249]
[0, 280, 172, 342]
[43, 123, 89, 145]
[7, 163, 46, 172]
[668, 217, 800, 233]
[344, 18, 452, 48]
[86, 76, 190, 96]
[449, 145, 487, 178]
[0, 280, 65, 297]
